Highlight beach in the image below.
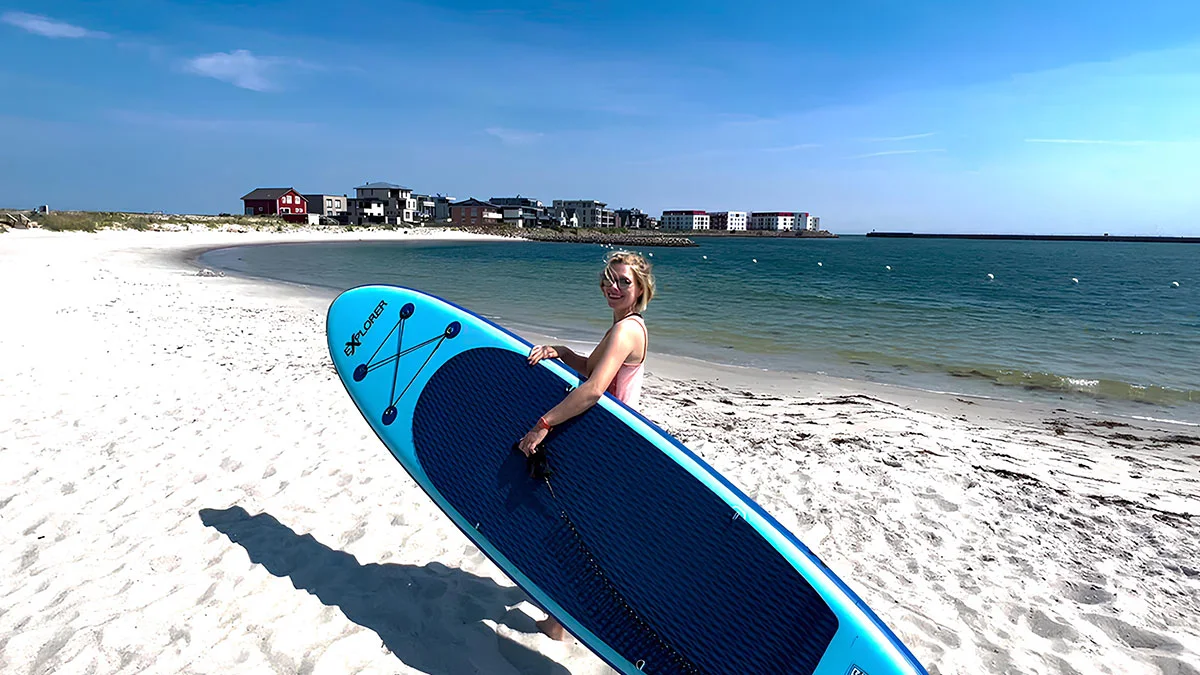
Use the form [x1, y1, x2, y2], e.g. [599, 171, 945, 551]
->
[1, 229, 1197, 674]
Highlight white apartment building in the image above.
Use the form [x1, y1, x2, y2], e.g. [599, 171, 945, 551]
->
[709, 211, 747, 231]
[796, 212, 821, 231]
[661, 210, 710, 230]
[749, 212, 797, 231]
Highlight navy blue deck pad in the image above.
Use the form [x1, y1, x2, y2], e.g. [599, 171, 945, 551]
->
[413, 347, 838, 674]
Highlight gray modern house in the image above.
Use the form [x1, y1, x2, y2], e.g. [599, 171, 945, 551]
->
[551, 199, 614, 228]
[303, 194, 350, 220]
[348, 182, 417, 225]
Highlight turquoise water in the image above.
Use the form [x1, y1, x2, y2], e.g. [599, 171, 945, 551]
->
[200, 236, 1200, 423]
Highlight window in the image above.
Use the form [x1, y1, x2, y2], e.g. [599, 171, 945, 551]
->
[327, 199, 333, 208]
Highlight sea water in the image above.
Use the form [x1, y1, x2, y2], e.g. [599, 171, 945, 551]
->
[200, 236, 1200, 423]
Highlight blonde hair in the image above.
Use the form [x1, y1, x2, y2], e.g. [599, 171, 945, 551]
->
[602, 250, 656, 313]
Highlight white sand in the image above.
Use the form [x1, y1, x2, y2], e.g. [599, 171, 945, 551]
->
[1, 229, 1197, 674]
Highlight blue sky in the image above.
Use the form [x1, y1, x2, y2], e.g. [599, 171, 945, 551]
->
[2, 1, 1199, 234]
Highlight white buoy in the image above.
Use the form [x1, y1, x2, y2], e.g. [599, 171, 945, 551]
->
[885, 265, 892, 271]
[987, 273, 995, 280]
[752, 258, 758, 263]
[817, 262, 823, 267]
[702, 255, 708, 260]
[1172, 281, 1181, 287]
[648, 252, 653, 257]
[1072, 277, 1079, 284]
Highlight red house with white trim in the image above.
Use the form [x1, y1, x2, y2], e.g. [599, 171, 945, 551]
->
[241, 188, 308, 216]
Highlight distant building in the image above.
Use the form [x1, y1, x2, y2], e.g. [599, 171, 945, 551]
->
[749, 212, 797, 231]
[450, 198, 503, 227]
[491, 196, 547, 228]
[282, 213, 322, 225]
[412, 194, 437, 223]
[709, 211, 747, 231]
[661, 210, 710, 230]
[613, 208, 650, 229]
[242, 188, 307, 216]
[490, 196, 543, 209]
[428, 195, 456, 222]
[552, 199, 614, 228]
[796, 212, 821, 231]
[411, 194, 458, 224]
[348, 182, 416, 225]
[303, 194, 349, 219]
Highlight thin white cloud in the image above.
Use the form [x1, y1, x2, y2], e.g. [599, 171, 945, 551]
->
[185, 50, 279, 91]
[762, 143, 821, 152]
[850, 148, 946, 159]
[2, 12, 107, 38]
[1024, 138, 1155, 146]
[862, 132, 937, 142]
[485, 127, 544, 145]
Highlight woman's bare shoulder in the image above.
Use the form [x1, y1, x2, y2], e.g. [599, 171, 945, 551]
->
[611, 316, 647, 338]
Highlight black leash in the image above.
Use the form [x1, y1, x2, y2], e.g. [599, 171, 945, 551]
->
[525, 445, 701, 674]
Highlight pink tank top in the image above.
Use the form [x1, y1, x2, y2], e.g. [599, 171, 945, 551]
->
[606, 315, 647, 408]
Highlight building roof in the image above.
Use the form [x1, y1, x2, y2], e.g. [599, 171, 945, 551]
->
[241, 187, 299, 201]
[355, 182, 412, 190]
[663, 210, 707, 215]
[554, 199, 607, 207]
[454, 198, 500, 209]
[751, 212, 797, 217]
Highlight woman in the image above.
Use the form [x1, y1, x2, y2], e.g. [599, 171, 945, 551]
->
[517, 249, 656, 640]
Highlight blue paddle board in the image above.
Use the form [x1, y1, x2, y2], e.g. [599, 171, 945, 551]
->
[326, 284, 928, 675]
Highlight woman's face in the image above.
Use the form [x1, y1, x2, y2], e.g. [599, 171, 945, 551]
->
[600, 263, 639, 313]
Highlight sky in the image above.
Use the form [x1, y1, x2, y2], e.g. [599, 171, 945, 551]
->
[2, 1, 1199, 234]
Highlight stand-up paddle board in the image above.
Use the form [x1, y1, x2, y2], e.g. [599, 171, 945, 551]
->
[327, 284, 927, 675]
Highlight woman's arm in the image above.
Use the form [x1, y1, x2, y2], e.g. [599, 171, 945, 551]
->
[517, 324, 640, 455]
[527, 345, 589, 375]
[553, 346, 590, 374]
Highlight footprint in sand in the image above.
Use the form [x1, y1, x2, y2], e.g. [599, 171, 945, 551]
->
[1084, 614, 1180, 651]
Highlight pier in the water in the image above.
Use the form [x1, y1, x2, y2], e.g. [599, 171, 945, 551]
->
[867, 232, 1200, 243]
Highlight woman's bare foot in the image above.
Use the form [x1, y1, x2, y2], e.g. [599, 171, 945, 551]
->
[537, 616, 567, 641]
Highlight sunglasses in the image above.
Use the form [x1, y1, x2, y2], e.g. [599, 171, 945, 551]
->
[599, 274, 634, 289]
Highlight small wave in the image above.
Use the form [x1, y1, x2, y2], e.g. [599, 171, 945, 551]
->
[1127, 415, 1200, 428]
[837, 350, 1199, 407]
[943, 366, 1199, 406]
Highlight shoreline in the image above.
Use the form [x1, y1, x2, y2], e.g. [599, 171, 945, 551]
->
[2, 229, 1197, 674]
[189, 236, 1200, 432]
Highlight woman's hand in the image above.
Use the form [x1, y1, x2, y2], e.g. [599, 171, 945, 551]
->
[518, 426, 549, 456]
[528, 345, 559, 366]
